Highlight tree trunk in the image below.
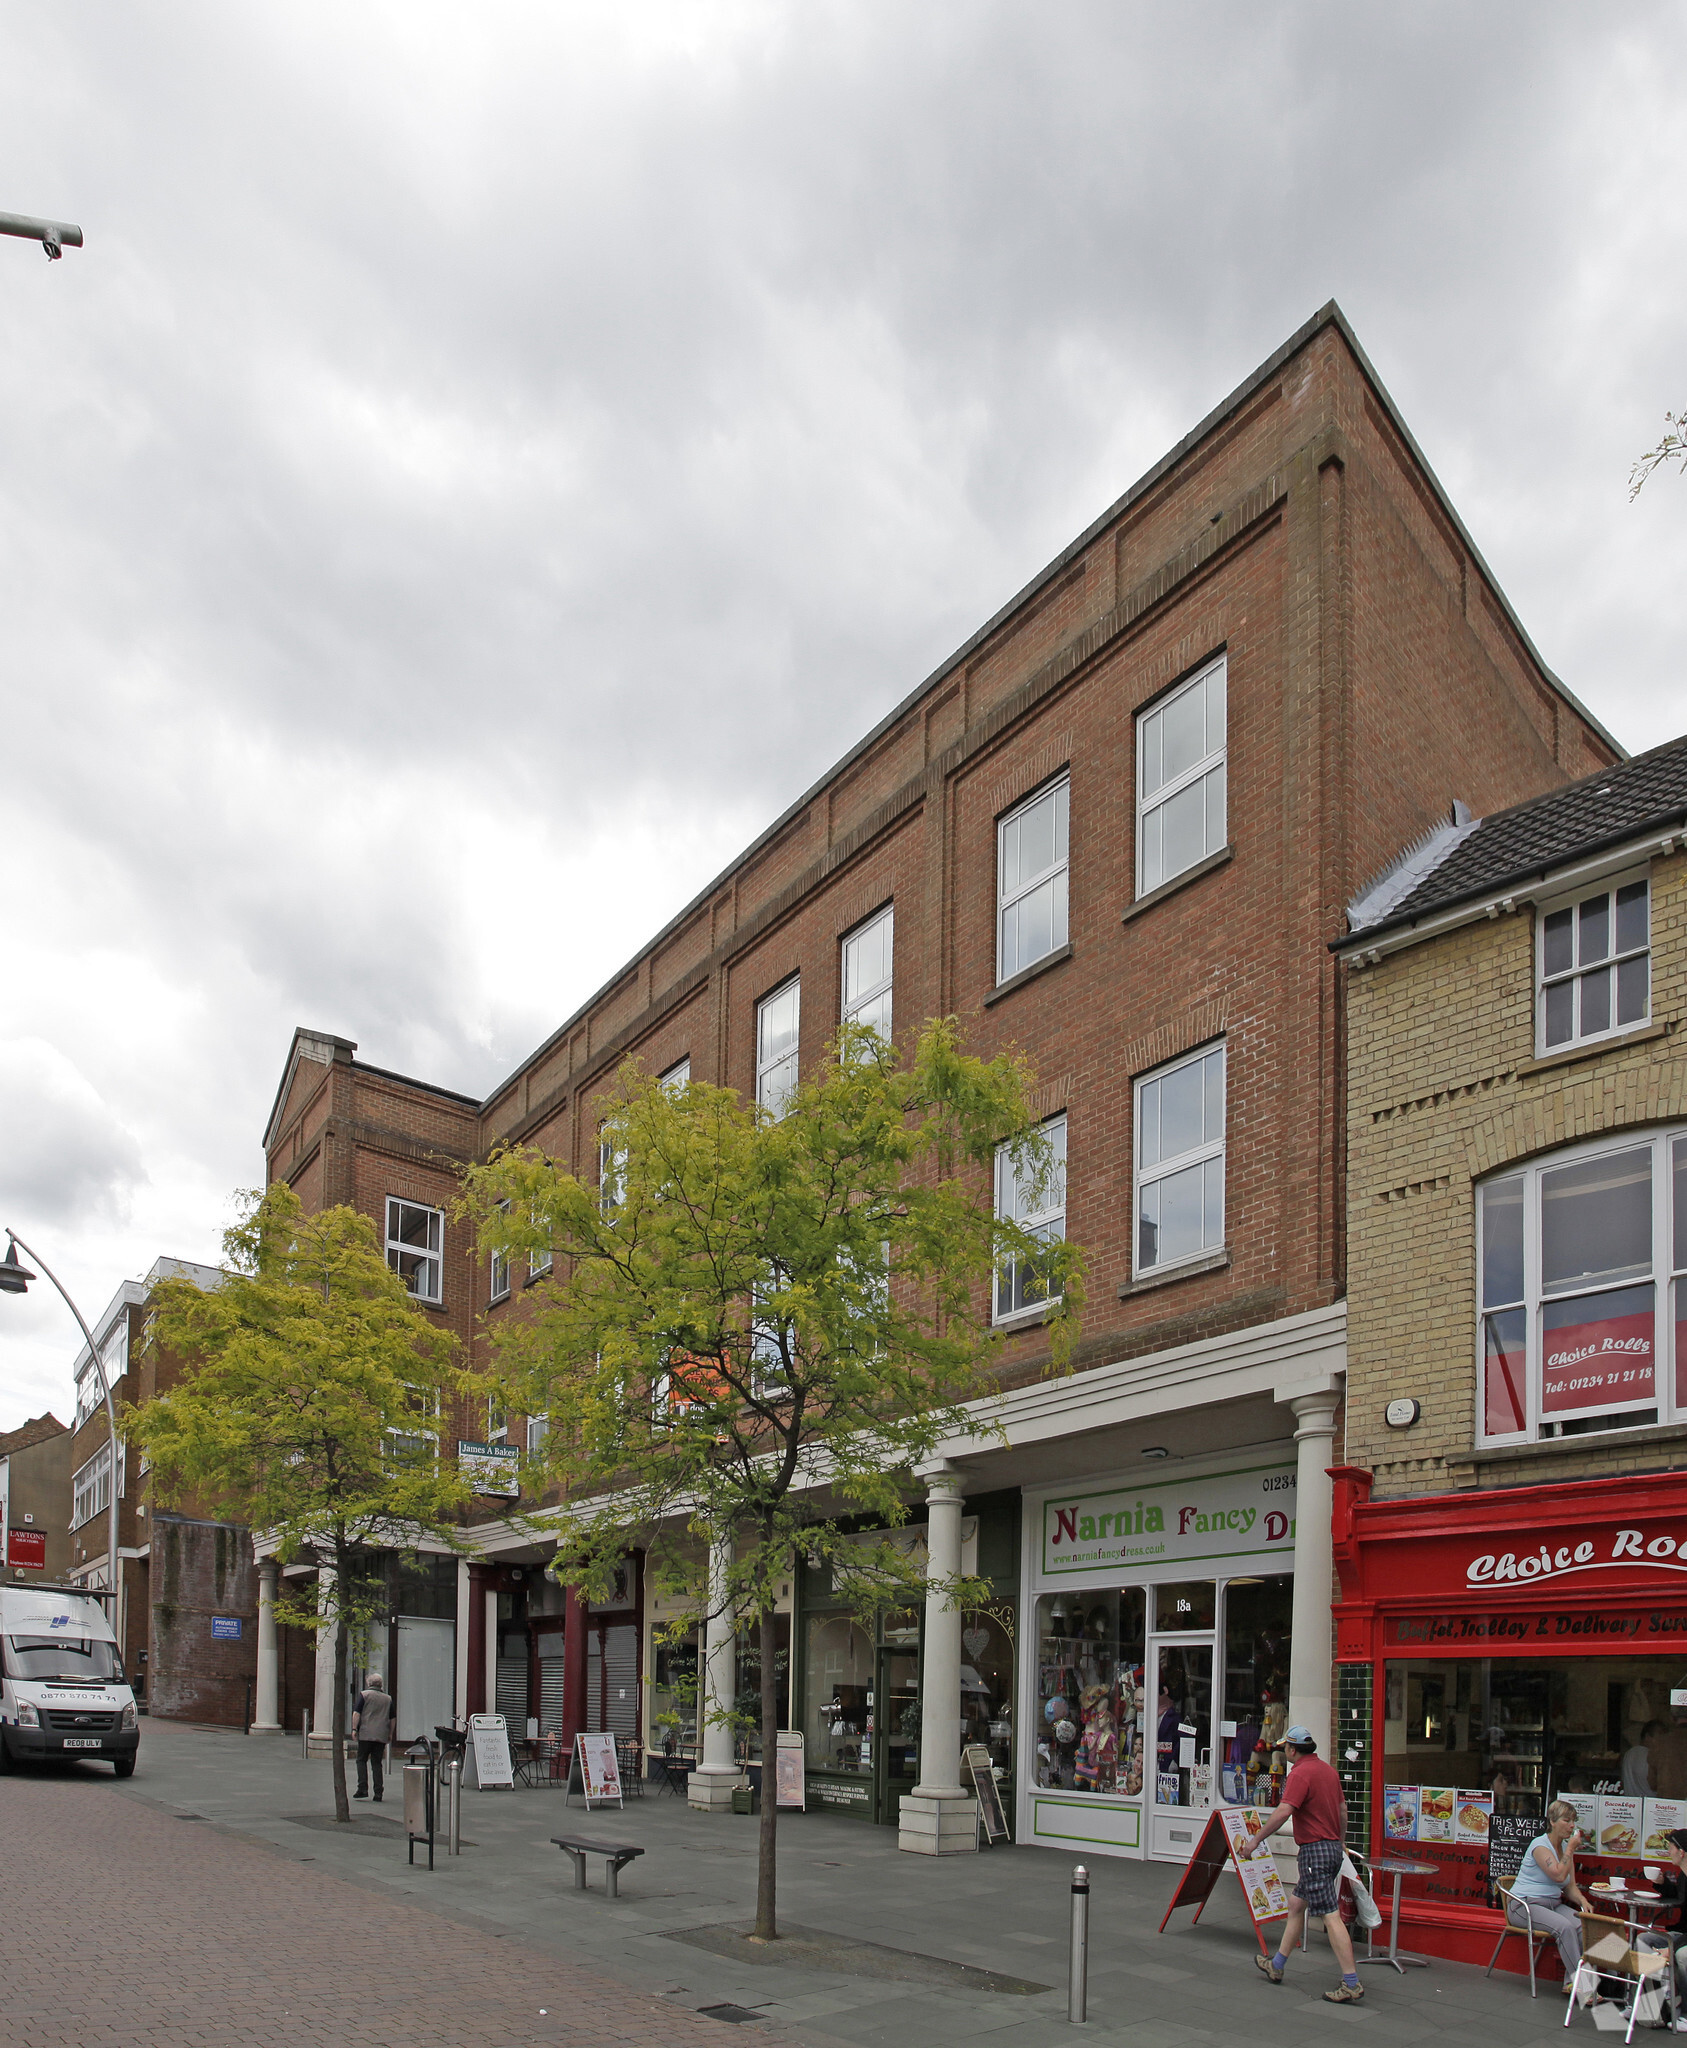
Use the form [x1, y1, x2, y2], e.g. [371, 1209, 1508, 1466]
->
[330, 1549, 351, 1822]
[753, 1602, 779, 1941]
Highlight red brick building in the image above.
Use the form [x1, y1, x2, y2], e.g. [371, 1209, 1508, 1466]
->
[261, 303, 1619, 1854]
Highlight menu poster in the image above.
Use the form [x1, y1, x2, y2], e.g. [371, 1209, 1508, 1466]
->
[1643, 1798, 1687, 1858]
[1488, 1811, 1540, 1902]
[775, 1730, 806, 1811]
[1455, 1789, 1494, 1845]
[574, 1730, 623, 1809]
[1383, 1785, 1419, 1842]
[1417, 1787, 1456, 1843]
[1600, 1796, 1644, 1860]
[1564, 1792, 1601, 1843]
[1218, 1807, 1292, 1924]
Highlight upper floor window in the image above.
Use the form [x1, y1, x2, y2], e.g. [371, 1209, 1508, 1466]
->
[599, 1131, 625, 1215]
[489, 1201, 511, 1303]
[998, 777, 1069, 983]
[487, 1397, 508, 1445]
[530, 1239, 553, 1281]
[995, 1115, 1067, 1322]
[1134, 1041, 1226, 1275]
[1137, 656, 1226, 897]
[841, 905, 894, 1040]
[660, 1056, 691, 1092]
[1539, 875, 1650, 1053]
[757, 978, 801, 1119]
[71, 1443, 123, 1530]
[386, 1198, 443, 1304]
[1478, 1129, 1685, 1446]
[526, 1413, 550, 1455]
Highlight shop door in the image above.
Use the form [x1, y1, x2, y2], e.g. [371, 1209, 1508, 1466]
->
[1148, 1639, 1214, 1861]
[874, 1644, 920, 1825]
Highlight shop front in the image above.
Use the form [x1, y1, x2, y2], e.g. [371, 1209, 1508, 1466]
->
[1332, 1465, 1687, 1969]
[795, 1491, 1019, 1827]
[1021, 1448, 1300, 1860]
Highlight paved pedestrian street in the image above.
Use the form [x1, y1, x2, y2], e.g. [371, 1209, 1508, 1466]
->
[2, 1721, 1601, 2048]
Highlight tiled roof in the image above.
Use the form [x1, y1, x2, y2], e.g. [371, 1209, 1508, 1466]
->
[1346, 733, 1687, 940]
[0, 1412, 68, 1457]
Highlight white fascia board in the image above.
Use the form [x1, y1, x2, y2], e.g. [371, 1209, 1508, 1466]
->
[1337, 826, 1683, 967]
[939, 1300, 1346, 1459]
[70, 1280, 149, 1377]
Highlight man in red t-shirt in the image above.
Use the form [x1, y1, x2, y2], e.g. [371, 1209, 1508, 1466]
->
[1240, 1726, 1362, 2003]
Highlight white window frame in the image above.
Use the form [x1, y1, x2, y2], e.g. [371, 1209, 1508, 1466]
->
[1475, 1126, 1683, 1448]
[756, 977, 801, 1119]
[1536, 869, 1651, 1056]
[525, 1413, 550, 1455]
[1132, 1040, 1226, 1278]
[599, 1129, 625, 1215]
[386, 1197, 444, 1305]
[840, 905, 894, 1040]
[487, 1396, 508, 1445]
[994, 1114, 1067, 1324]
[660, 1056, 691, 1092]
[1136, 654, 1227, 898]
[71, 1443, 125, 1531]
[996, 776, 1069, 984]
[489, 1200, 511, 1303]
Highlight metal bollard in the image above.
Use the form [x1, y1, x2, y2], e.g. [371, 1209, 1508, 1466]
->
[1068, 1862, 1090, 2023]
[448, 1756, 462, 1855]
[301, 1706, 310, 1761]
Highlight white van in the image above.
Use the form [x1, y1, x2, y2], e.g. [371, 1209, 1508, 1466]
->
[0, 1585, 139, 1777]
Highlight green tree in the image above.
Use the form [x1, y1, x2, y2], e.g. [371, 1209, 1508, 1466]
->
[126, 1185, 468, 1821]
[463, 1017, 1082, 1941]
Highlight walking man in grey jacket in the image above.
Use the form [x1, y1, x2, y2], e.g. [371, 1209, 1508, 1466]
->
[353, 1674, 394, 1801]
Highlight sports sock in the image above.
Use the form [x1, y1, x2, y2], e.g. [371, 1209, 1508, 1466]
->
[1343, 1973, 1360, 1989]
[1271, 1952, 1288, 1972]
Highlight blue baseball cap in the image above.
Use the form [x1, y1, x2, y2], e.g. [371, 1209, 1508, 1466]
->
[1283, 1726, 1316, 1748]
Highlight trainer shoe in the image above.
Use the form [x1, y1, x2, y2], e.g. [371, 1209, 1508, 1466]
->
[1323, 1982, 1365, 2003]
[1254, 1955, 1285, 1984]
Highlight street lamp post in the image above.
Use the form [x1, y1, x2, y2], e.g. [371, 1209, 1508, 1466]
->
[0, 1233, 123, 1621]
[0, 209, 84, 260]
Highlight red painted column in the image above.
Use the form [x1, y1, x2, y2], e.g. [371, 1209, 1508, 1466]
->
[466, 1564, 488, 1717]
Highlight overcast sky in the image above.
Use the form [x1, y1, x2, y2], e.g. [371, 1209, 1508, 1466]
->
[2, 3, 1684, 1429]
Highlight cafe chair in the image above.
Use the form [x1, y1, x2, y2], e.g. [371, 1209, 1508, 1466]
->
[1486, 1880, 1557, 1998]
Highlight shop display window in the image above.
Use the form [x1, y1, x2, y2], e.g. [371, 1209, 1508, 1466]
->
[960, 1605, 1016, 1778]
[1034, 1588, 1146, 1795]
[1379, 1655, 1687, 1907]
[648, 1626, 699, 1750]
[1222, 1575, 1292, 1802]
[805, 1614, 873, 1775]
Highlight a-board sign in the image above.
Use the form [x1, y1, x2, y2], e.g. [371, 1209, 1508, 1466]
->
[469, 1712, 514, 1790]
[1158, 1806, 1291, 1954]
[775, 1730, 806, 1809]
[965, 1742, 1009, 1843]
[575, 1730, 622, 1808]
[1487, 1812, 1539, 1904]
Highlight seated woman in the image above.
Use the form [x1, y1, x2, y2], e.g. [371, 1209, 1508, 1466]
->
[1633, 1828, 1687, 2005]
[1508, 1800, 1591, 1990]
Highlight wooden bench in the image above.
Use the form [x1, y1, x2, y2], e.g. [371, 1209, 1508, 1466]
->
[552, 1834, 645, 1898]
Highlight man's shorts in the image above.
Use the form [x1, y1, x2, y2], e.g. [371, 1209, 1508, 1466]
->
[1294, 1838, 1343, 1915]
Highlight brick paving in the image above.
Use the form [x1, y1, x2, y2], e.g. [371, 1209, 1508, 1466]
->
[0, 1773, 751, 2048]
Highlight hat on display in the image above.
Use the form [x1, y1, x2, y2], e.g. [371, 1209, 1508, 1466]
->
[1283, 1725, 1316, 1749]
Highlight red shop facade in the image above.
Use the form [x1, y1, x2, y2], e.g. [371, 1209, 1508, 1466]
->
[1333, 1465, 1687, 1972]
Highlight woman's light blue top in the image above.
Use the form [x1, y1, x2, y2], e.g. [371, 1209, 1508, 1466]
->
[1513, 1834, 1568, 1904]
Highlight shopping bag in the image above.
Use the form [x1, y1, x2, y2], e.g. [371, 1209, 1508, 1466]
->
[1338, 1855, 1383, 1932]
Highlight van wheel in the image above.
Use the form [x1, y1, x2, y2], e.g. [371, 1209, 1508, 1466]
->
[112, 1757, 135, 1779]
[0, 1738, 12, 1774]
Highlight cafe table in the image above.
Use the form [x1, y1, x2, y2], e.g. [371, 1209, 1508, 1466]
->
[1360, 1857, 1439, 1972]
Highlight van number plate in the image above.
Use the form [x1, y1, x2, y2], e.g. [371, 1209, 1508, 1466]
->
[62, 1738, 103, 1749]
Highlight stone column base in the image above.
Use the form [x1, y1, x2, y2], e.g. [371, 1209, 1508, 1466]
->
[306, 1733, 354, 1759]
[687, 1765, 743, 1812]
[897, 1790, 979, 1855]
[247, 1721, 284, 1736]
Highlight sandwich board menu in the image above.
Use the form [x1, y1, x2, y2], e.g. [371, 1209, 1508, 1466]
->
[775, 1730, 806, 1809]
[1158, 1806, 1291, 1955]
[573, 1730, 623, 1808]
[1487, 1811, 1539, 1904]
[468, 1711, 514, 1789]
[964, 1742, 1009, 1844]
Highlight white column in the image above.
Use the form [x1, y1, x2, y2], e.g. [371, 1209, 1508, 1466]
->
[453, 1557, 471, 1725]
[250, 1558, 282, 1733]
[311, 1573, 338, 1756]
[1286, 1388, 1341, 1759]
[688, 1533, 741, 1811]
[484, 1588, 498, 1723]
[899, 1462, 977, 1855]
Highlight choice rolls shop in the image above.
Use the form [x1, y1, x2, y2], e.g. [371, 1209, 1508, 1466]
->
[1332, 1466, 1687, 1968]
[1021, 1451, 1301, 1861]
